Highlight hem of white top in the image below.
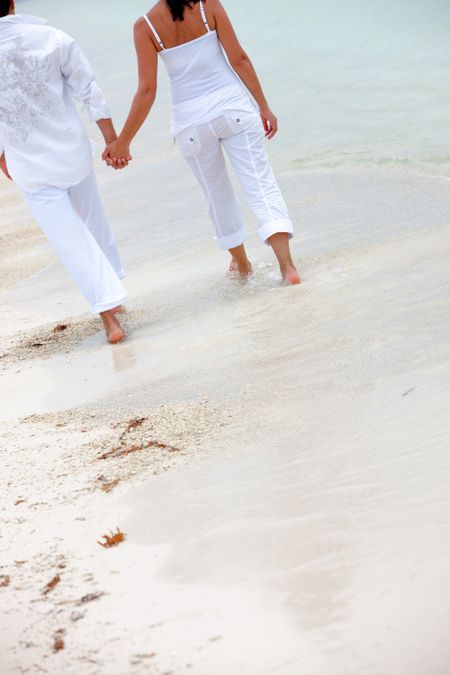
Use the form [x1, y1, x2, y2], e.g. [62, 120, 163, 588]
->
[17, 160, 94, 195]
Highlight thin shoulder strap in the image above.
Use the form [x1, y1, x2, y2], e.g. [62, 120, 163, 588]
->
[199, 1, 211, 32]
[142, 14, 165, 50]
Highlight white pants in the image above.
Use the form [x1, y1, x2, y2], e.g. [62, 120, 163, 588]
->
[21, 169, 127, 314]
[176, 110, 294, 250]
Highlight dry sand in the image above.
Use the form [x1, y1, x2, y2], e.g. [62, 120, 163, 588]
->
[1, 168, 450, 675]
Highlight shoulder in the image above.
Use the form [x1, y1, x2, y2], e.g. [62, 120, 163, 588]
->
[134, 9, 156, 33]
[37, 26, 77, 56]
[26, 23, 68, 44]
[135, 2, 160, 26]
[50, 27, 77, 48]
[204, 0, 221, 13]
[52, 27, 71, 39]
[204, 0, 225, 12]
[134, 16, 148, 32]
[205, 0, 230, 23]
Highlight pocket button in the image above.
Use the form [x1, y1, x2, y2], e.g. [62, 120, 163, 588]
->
[236, 118, 241, 123]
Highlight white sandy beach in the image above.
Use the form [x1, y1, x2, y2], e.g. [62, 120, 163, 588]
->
[1, 163, 450, 674]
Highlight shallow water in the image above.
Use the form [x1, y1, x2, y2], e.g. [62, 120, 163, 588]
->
[16, 0, 450, 177]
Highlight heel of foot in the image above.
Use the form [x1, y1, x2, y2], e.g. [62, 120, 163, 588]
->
[107, 327, 125, 344]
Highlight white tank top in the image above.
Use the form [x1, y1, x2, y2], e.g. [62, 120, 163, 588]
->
[142, 1, 255, 137]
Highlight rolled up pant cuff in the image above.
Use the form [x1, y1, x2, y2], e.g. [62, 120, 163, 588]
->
[259, 219, 295, 245]
[92, 294, 128, 315]
[216, 229, 247, 251]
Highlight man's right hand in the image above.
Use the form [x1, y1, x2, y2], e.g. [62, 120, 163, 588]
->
[102, 140, 132, 170]
[0, 153, 12, 180]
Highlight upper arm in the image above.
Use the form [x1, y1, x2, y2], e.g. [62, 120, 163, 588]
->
[58, 30, 92, 81]
[210, 0, 247, 65]
[57, 30, 111, 120]
[134, 19, 158, 94]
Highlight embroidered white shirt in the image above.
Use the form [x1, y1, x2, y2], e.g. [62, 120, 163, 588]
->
[0, 14, 111, 192]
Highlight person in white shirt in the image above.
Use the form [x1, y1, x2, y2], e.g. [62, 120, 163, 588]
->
[0, 0, 129, 344]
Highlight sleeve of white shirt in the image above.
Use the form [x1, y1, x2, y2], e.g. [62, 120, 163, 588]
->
[57, 31, 112, 122]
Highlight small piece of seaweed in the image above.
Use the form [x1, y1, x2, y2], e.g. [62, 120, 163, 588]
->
[97, 528, 126, 548]
[53, 629, 65, 652]
[0, 575, 10, 588]
[42, 574, 61, 595]
[101, 479, 121, 493]
[78, 591, 105, 605]
[126, 417, 147, 432]
[53, 324, 69, 333]
[98, 440, 181, 461]
[97, 475, 121, 492]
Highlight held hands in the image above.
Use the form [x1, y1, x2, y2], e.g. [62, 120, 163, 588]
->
[260, 107, 278, 140]
[100, 107, 277, 169]
[102, 140, 132, 171]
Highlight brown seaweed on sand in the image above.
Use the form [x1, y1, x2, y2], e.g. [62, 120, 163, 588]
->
[42, 574, 61, 595]
[97, 475, 121, 493]
[98, 440, 181, 461]
[53, 629, 65, 652]
[97, 528, 126, 548]
[78, 591, 105, 605]
[53, 324, 69, 333]
[125, 417, 147, 432]
[0, 575, 10, 588]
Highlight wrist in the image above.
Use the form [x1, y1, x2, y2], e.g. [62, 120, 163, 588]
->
[118, 134, 131, 148]
[103, 131, 118, 145]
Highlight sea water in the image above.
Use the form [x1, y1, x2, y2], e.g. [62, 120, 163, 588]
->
[11, 0, 449, 263]
[16, 0, 450, 177]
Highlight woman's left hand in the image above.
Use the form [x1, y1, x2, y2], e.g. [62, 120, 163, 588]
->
[102, 141, 132, 170]
[260, 107, 278, 140]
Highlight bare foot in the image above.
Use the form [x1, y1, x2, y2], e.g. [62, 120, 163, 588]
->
[281, 264, 301, 285]
[112, 305, 126, 315]
[100, 310, 125, 344]
[229, 257, 238, 273]
[228, 257, 253, 279]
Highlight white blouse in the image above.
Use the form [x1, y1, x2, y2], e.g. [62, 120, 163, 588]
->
[0, 14, 111, 192]
[143, 6, 255, 138]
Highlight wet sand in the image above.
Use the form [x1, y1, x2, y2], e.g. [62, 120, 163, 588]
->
[1, 168, 450, 674]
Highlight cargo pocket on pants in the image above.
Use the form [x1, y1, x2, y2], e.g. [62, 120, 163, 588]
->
[175, 128, 202, 157]
[225, 110, 259, 135]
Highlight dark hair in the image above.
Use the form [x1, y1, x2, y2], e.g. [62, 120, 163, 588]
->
[166, 0, 202, 22]
[0, 0, 11, 18]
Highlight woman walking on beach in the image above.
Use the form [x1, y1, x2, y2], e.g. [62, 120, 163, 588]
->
[105, 0, 300, 284]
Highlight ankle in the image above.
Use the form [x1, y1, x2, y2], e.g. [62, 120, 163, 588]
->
[279, 260, 295, 272]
